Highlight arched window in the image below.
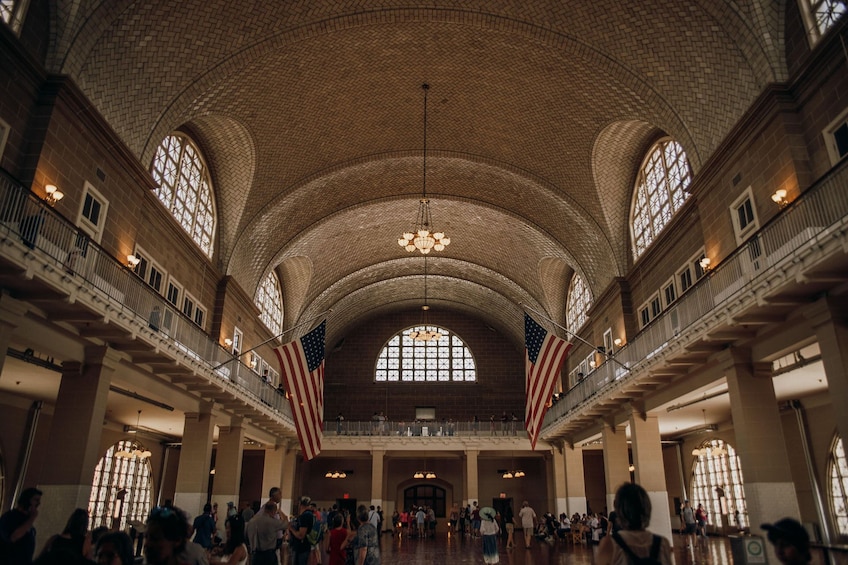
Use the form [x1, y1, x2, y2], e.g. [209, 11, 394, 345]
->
[829, 435, 848, 536]
[375, 327, 476, 382]
[798, 0, 847, 43]
[256, 272, 284, 337]
[88, 440, 154, 531]
[691, 439, 748, 528]
[566, 273, 592, 333]
[630, 138, 692, 259]
[404, 485, 446, 518]
[151, 134, 216, 257]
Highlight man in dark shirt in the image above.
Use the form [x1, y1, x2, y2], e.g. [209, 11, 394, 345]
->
[191, 503, 216, 549]
[0, 487, 42, 565]
[288, 497, 314, 565]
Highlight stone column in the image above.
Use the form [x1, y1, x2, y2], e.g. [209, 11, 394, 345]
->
[211, 420, 244, 512]
[371, 449, 385, 508]
[630, 411, 673, 544]
[551, 444, 567, 516]
[261, 445, 286, 504]
[0, 292, 27, 375]
[721, 348, 800, 554]
[37, 346, 119, 549]
[601, 422, 630, 514]
[280, 444, 298, 515]
[807, 297, 848, 446]
[563, 442, 586, 515]
[174, 403, 215, 516]
[465, 449, 479, 507]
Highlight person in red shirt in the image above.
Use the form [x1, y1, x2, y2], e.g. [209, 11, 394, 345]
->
[327, 514, 347, 565]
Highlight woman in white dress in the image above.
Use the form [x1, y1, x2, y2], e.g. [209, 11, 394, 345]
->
[212, 515, 248, 564]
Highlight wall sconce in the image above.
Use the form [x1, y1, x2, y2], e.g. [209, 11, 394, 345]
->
[699, 257, 712, 271]
[44, 184, 64, 205]
[771, 189, 788, 207]
[127, 254, 141, 268]
[224, 338, 233, 347]
[613, 338, 623, 348]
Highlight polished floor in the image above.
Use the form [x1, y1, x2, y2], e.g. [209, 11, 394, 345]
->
[295, 531, 742, 565]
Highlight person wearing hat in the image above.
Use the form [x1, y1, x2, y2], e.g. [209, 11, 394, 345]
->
[762, 518, 811, 565]
[288, 497, 315, 565]
[479, 507, 500, 563]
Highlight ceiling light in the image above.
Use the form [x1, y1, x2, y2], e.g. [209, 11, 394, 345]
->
[44, 184, 64, 205]
[771, 189, 788, 207]
[398, 84, 450, 254]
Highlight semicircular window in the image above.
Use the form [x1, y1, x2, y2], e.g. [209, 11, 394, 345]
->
[631, 138, 692, 259]
[255, 272, 284, 337]
[375, 327, 476, 382]
[566, 273, 592, 334]
[151, 134, 216, 257]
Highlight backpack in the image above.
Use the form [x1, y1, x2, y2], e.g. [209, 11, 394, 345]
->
[612, 531, 663, 565]
[305, 514, 325, 546]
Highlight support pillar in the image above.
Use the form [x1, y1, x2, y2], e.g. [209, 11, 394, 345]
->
[807, 297, 848, 447]
[211, 420, 244, 512]
[174, 403, 215, 516]
[261, 445, 286, 505]
[465, 449, 479, 507]
[37, 346, 119, 550]
[280, 444, 298, 514]
[551, 444, 567, 516]
[563, 442, 586, 515]
[602, 422, 630, 514]
[630, 411, 673, 544]
[722, 348, 800, 556]
[370, 449, 384, 508]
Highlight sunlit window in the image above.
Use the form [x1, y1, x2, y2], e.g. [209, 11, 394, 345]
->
[375, 327, 476, 382]
[151, 134, 216, 257]
[798, 0, 847, 42]
[691, 439, 748, 528]
[566, 273, 592, 333]
[1, 0, 29, 31]
[631, 139, 692, 259]
[0, 1, 14, 24]
[829, 436, 848, 536]
[256, 272, 284, 337]
[88, 440, 153, 531]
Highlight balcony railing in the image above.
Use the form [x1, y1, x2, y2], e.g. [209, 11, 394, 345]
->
[0, 170, 291, 418]
[324, 420, 526, 438]
[545, 159, 848, 426]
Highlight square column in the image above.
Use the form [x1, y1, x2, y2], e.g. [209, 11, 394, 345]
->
[807, 297, 848, 446]
[630, 412, 673, 544]
[280, 444, 298, 514]
[551, 444, 567, 516]
[211, 421, 244, 511]
[261, 445, 286, 504]
[721, 348, 800, 547]
[174, 404, 215, 516]
[563, 442, 586, 515]
[37, 347, 119, 549]
[465, 449, 479, 506]
[370, 449, 385, 508]
[602, 422, 630, 514]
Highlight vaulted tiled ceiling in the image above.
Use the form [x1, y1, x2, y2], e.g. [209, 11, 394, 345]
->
[50, 0, 783, 344]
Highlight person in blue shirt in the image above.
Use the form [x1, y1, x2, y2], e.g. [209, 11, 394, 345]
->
[192, 503, 216, 550]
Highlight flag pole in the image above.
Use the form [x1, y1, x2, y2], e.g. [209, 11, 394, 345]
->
[519, 303, 631, 373]
[212, 309, 332, 370]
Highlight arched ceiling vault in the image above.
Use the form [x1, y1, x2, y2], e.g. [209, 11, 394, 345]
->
[41, 0, 788, 337]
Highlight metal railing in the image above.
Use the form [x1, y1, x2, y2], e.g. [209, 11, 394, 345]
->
[0, 171, 290, 418]
[324, 420, 526, 438]
[545, 160, 848, 425]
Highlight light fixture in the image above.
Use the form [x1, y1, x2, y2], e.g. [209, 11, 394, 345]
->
[408, 256, 443, 342]
[699, 257, 712, 271]
[44, 184, 64, 205]
[771, 189, 788, 207]
[127, 254, 141, 268]
[324, 470, 349, 479]
[413, 471, 425, 479]
[116, 410, 153, 459]
[690, 409, 727, 457]
[501, 469, 525, 479]
[398, 84, 450, 255]
[413, 470, 436, 479]
[224, 338, 233, 347]
[613, 338, 623, 347]
[628, 464, 635, 472]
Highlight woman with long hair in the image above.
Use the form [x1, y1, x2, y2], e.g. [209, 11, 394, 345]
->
[211, 514, 247, 564]
[144, 505, 190, 565]
[596, 483, 673, 565]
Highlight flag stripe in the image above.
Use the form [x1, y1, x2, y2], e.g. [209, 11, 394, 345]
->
[524, 314, 571, 450]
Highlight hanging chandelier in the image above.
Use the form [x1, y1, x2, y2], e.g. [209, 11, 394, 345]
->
[398, 84, 450, 255]
[324, 470, 350, 479]
[408, 256, 443, 342]
[502, 470, 526, 479]
[116, 410, 152, 459]
[413, 470, 437, 479]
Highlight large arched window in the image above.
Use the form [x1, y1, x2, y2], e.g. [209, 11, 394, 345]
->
[566, 273, 592, 334]
[691, 438, 748, 528]
[256, 272, 284, 337]
[151, 134, 216, 257]
[829, 435, 848, 536]
[88, 440, 154, 530]
[630, 138, 692, 259]
[375, 327, 476, 382]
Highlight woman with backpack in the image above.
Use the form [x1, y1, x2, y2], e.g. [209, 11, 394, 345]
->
[595, 483, 673, 565]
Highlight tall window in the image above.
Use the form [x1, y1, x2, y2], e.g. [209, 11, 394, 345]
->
[798, 0, 846, 43]
[1, 0, 30, 32]
[566, 273, 592, 333]
[375, 327, 476, 382]
[88, 441, 153, 531]
[631, 139, 692, 259]
[151, 134, 216, 257]
[829, 436, 848, 536]
[403, 485, 446, 518]
[691, 439, 748, 528]
[256, 273, 284, 337]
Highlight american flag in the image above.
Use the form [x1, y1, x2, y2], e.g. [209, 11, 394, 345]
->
[273, 321, 326, 461]
[524, 313, 572, 450]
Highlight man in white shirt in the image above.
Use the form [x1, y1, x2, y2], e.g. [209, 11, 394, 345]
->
[518, 500, 537, 549]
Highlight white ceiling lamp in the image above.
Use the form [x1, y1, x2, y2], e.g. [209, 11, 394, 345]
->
[398, 84, 450, 255]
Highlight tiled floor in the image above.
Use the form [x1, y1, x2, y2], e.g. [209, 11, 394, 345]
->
[296, 531, 736, 565]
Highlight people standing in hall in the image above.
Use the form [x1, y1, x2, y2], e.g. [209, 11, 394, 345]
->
[695, 504, 708, 538]
[247, 502, 284, 565]
[94, 531, 134, 565]
[415, 507, 426, 539]
[287, 497, 316, 565]
[503, 503, 515, 549]
[762, 517, 812, 565]
[269, 487, 289, 554]
[471, 502, 481, 538]
[327, 513, 347, 565]
[681, 500, 697, 547]
[192, 504, 216, 551]
[0, 487, 42, 565]
[33, 507, 92, 565]
[479, 508, 500, 564]
[143, 505, 191, 565]
[211, 515, 247, 564]
[351, 506, 380, 565]
[518, 500, 537, 550]
[595, 483, 673, 565]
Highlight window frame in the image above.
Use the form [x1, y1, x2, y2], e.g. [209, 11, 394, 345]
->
[730, 187, 760, 245]
[797, 0, 847, 45]
[823, 106, 848, 166]
[76, 182, 109, 244]
[165, 277, 183, 309]
[690, 438, 748, 529]
[255, 272, 284, 338]
[131, 245, 167, 295]
[87, 440, 154, 531]
[566, 273, 592, 335]
[0, 117, 9, 161]
[828, 435, 848, 536]
[1, 0, 31, 33]
[662, 277, 678, 308]
[374, 326, 477, 383]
